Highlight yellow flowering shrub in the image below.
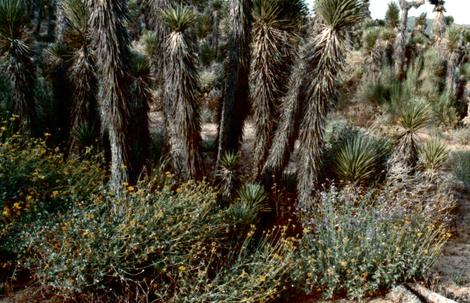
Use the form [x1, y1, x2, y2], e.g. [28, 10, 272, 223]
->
[0, 127, 104, 255]
[21, 180, 296, 302]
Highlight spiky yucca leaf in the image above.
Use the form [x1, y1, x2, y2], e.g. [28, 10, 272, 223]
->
[0, 0, 29, 53]
[420, 138, 449, 172]
[62, 0, 88, 36]
[399, 100, 431, 132]
[334, 134, 390, 184]
[252, 0, 307, 29]
[316, 0, 365, 30]
[71, 121, 96, 148]
[162, 6, 195, 32]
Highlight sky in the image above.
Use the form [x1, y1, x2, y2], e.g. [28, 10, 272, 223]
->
[307, 0, 470, 25]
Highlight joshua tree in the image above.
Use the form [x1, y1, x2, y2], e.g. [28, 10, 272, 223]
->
[146, 0, 172, 139]
[385, 1, 399, 29]
[430, 0, 446, 47]
[217, 0, 253, 164]
[0, 0, 37, 134]
[263, 0, 365, 207]
[62, 0, 99, 152]
[250, 0, 306, 178]
[162, 6, 204, 179]
[209, 0, 223, 58]
[88, 0, 133, 193]
[128, 52, 152, 181]
[394, 0, 425, 79]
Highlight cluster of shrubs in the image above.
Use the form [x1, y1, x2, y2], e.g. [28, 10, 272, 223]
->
[0, 124, 457, 301]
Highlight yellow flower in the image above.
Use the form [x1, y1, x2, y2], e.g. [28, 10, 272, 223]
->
[258, 274, 267, 283]
[2, 207, 11, 218]
[339, 260, 348, 267]
[127, 186, 135, 192]
[13, 202, 21, 210]
[178, 265, 186, 272]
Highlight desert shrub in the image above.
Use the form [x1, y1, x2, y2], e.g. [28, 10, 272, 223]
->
[0, 127, 104, 288]
[170, 230, 298, 303]
[451, 127, 470, 145]
[20, 179, 295, 302]
[452, 151, 470, 187]
[296, 179, 454, 299]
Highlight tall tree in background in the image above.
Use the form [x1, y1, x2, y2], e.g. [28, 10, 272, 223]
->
[430, 0, 446, 48]
[394, 0, 425, 79]
[385, 1, 399, 29]
[88, 0, 133, 193]
[250, 0, 306, 178]
[163, 6, 204, 179]
[0, 0, 37, 134]
[217, 0, 253, 163]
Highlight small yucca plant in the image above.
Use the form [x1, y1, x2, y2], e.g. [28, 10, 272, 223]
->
[334, 133, 390, 184]
[217, 152, 240, 202]
[71, 122, 96, 148]
[228, 183, 270, 225]
[395, 100, 431, 168]
[419, 138, 449, 172]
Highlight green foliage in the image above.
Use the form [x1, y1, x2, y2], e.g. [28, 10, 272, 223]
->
[362, 27, 380, 52]
[419, 138, 449, 172]
[385, 1, 399, 28]
[333, 132, 391, 184]
[296, 185, 450, 299]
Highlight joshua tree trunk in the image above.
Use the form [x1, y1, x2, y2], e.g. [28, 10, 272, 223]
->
[217, 0, 253, 163]
[88, 0, 133, 194]
[163, 7, 204, 179]
[432, 6, 446, 50]
[46, 0, 56, 40]
[261, 62, 305, 182]
[394, 0, 424, 79]
[7, 48, 37, 134]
